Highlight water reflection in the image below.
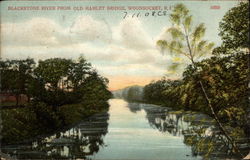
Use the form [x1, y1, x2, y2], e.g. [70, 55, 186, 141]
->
[126, 102, 250, 160]
[1, 112, 110, 160]
[88, 99, 202, 160]
[2, 99, 249, 160]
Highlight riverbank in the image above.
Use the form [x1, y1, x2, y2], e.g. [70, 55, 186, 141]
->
[1, 108, 110, 160]
[126, 98, 215, 122]
[1, 100, 110, 144]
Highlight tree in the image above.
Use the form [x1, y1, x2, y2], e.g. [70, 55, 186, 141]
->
[212, 2, 249, 148]
[143, 79, 169, 104]
[126, 86, 143, 102]
[33, 57, 93, 107]
[68, 56, 92, 90]
[32, 56, 109, 109]
[33, 58, 72, 107]
[215, 2, 249, 54]
[35, 58, 72, 90]
[157, 4, 214, 64]
[143, 79, 184, 108]
[157, 3, 242, 156]
[0, 58, 35, 105]
[78, 71, 112, 108]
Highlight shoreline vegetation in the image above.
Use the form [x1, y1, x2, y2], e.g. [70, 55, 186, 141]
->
[1, 101, 110, 144]
[0, 56, 112, 144]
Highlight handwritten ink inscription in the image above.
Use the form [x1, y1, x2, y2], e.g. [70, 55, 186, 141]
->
[123, 11, 168, 19]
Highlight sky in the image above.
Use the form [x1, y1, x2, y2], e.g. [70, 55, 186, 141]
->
[0, 0, 240, 90]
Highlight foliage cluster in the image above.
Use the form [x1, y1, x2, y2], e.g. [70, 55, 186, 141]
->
[143, 52, 249, 133]
[0, 56, 112, 143]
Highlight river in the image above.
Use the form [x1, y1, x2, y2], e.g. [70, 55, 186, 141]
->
[1, 99, 247, 160]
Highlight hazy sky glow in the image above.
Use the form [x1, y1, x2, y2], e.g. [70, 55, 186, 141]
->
[0, 1, 239, 90]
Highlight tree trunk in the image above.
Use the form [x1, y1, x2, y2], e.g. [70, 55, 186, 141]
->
[198, 80, 243, 157]
[188, 51, 243, 157]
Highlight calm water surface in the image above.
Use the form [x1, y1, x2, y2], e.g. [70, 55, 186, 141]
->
[89, 99, 202, 160]
[2, 99, 246, 160]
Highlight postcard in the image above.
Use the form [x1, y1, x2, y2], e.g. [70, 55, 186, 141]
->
[0, 0, 249, 159]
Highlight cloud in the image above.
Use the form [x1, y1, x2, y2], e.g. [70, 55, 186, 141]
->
[113, 17, 154, 50]
[69, 15, 112, 43]
[97, 63, 166, 77]
[155, 27, 171, 41]
[1, 18, 62, 46]
[1, 16, 112, 47]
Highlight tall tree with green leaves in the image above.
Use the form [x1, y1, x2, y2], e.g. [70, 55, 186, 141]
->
[213, 2, 249, 55]
[157, 3, 242, 156]
[68, 56, 92, 90]
[35, 58, 73, 90]
[33, 57, 93, 107]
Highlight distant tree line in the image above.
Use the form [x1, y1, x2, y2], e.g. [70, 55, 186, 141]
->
[113, 85, 144, 102]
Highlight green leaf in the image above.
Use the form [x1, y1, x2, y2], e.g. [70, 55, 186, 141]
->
[197, 40, 208, 52]
[184, 15, 193, 31]
[192, 23, 205, 41]
[170, 14, 181, 25]
[168, 27, 185, 40]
